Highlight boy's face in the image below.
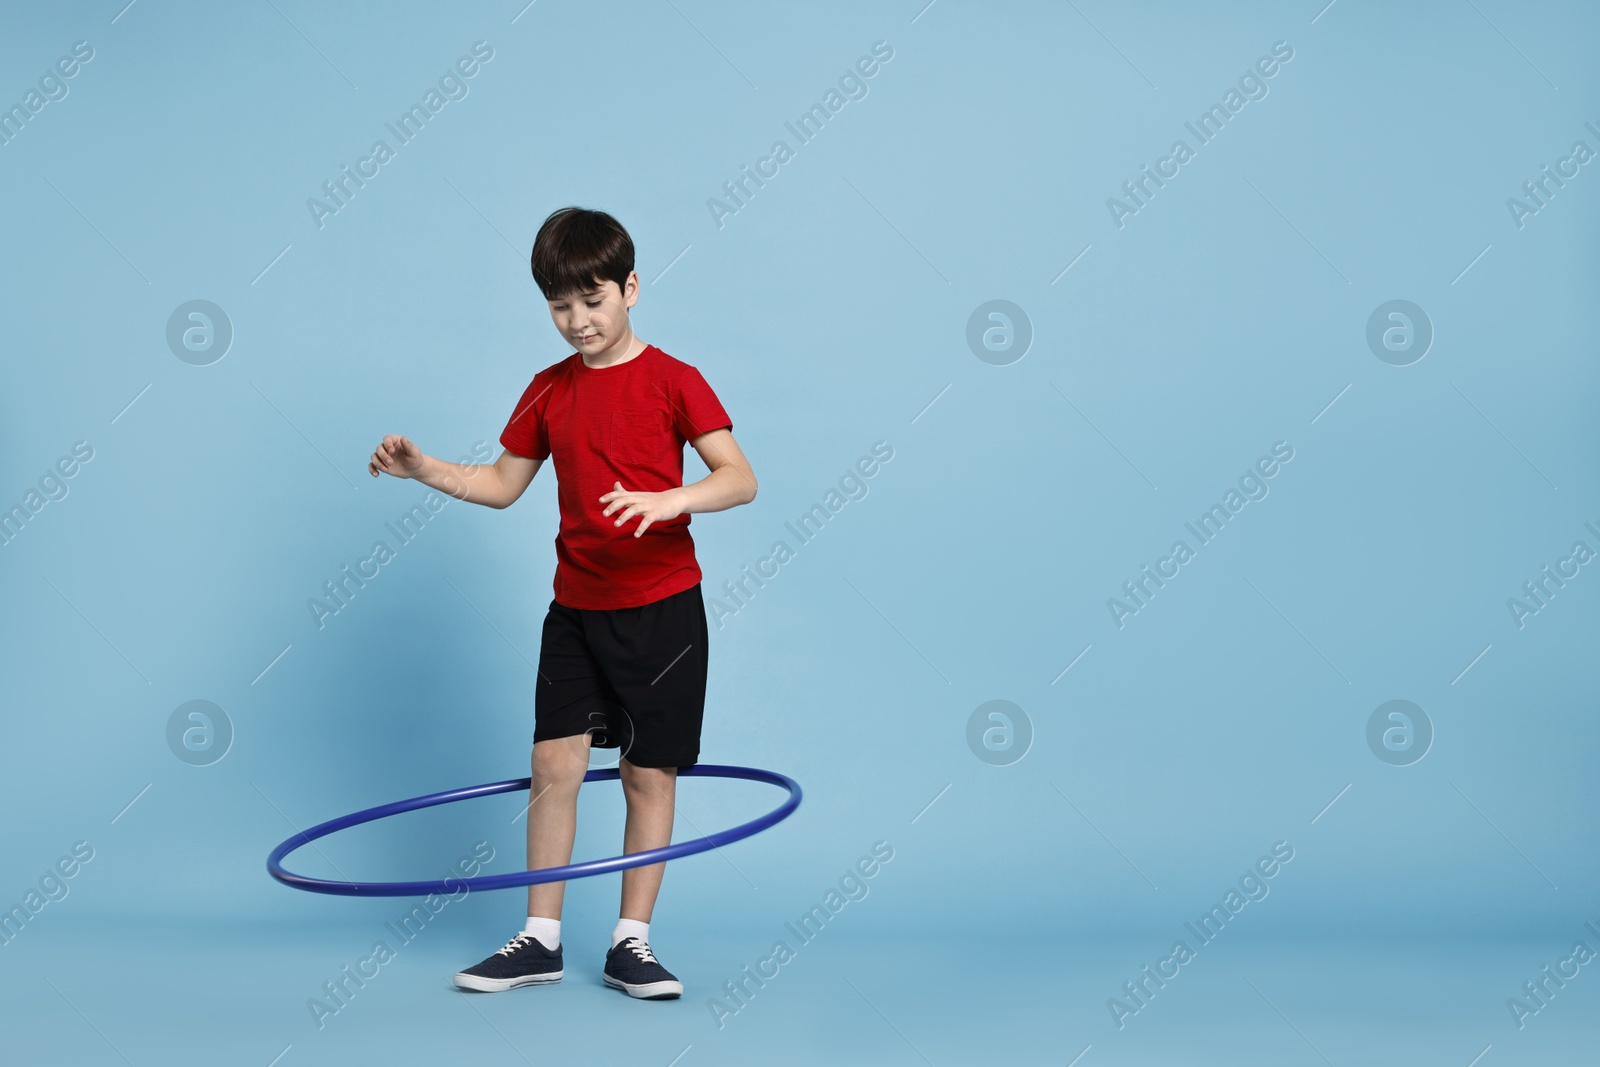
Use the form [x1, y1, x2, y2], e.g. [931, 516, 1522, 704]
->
[547, 274, 637, 357]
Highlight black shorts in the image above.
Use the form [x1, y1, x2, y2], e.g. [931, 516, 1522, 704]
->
[532, 583, 709, 769]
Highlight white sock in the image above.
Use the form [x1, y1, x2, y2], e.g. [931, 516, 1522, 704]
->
[523, 915, 560, 951]
[612, 917, 649, 949]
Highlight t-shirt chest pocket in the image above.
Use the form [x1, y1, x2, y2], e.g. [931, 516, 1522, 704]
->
[609, 410, 675, 466]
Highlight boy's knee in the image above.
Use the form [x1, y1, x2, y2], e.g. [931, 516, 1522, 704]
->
[618, 759, 676, 795]
[531, 737, 588, 788]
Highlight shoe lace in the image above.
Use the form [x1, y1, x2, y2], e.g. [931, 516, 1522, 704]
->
[495, 932, 538, 957]
[623, 938, 658, 964]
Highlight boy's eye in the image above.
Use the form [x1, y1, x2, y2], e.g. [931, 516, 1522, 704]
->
[586, 300, 601, 307]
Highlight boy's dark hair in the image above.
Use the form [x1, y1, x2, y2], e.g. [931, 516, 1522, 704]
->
[529, 207, 635, 301]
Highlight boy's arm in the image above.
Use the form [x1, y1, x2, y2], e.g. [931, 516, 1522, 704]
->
[678, 427, 757, 512]
[598, 427, 753, 536]
[369, 435, 543, 509]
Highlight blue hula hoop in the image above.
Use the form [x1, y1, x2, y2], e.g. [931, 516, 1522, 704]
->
[266, 764, 801, 897]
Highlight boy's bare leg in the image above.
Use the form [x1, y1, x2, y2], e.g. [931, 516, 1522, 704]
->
[617, 758, 678, 921]
[526, 733, 592, 918]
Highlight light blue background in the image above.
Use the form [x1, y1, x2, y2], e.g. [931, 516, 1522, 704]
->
[2, 1, 1596, 1063]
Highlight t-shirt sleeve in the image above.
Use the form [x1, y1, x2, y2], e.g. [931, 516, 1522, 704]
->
[672, 365, 733, 443]
[500, 375, 551, 460]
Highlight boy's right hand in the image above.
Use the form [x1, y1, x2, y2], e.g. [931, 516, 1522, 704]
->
[369, 434, 425, 479]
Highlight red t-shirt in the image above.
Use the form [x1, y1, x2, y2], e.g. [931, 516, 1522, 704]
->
[500, 343, 733, 610]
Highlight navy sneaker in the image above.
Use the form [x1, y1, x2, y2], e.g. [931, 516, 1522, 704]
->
[453, 931, 563, 992]
[602, 937, 683, 999]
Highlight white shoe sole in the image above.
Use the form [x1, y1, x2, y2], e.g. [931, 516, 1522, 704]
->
[603, 973, 683, 999]
[453, 970, 563, 992]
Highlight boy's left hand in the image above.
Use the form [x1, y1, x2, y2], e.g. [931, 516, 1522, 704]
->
[600, 481, 685, 537]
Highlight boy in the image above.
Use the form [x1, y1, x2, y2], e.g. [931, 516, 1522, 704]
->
[367, 206, 757, 999]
